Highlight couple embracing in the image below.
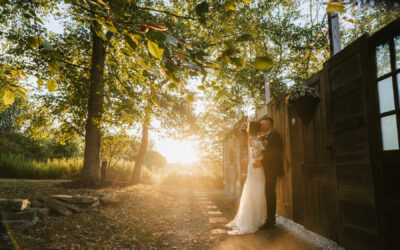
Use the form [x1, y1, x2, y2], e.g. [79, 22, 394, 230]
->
[226, 116, 284, 235]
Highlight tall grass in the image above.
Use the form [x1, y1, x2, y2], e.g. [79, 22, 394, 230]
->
[0, 154, 223, 189]
[0, 154, 159, 183]
[0, 154, 82, 179]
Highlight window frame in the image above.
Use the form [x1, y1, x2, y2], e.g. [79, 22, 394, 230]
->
[376, 34, 400, 152]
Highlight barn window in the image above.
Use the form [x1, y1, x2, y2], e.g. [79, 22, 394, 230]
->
[376, 35, 400, 151]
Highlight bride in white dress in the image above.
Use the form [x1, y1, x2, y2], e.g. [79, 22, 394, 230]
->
[226, 120, 267, 235]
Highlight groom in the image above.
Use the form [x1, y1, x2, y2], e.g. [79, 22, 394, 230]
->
[258, 116, 284, 229]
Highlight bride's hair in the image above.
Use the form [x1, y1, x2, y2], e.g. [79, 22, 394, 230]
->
[247, 120, 261, 136]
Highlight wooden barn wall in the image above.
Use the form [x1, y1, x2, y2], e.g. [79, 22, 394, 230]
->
[324, 35, 379, 250]
[223, 118, 248, 197]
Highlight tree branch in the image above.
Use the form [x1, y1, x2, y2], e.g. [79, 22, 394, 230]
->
[137, 7, 197, 20]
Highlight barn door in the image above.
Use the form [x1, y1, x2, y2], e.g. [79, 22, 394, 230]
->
[289, 72, 337, 240]
[369, 19, 400, 250]
[325, 35, 379, 249]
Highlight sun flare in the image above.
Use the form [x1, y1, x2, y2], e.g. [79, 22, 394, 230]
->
[156, 139, 199, 164]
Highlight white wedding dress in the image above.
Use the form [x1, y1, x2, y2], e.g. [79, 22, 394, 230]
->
[226, 138, 267, 235]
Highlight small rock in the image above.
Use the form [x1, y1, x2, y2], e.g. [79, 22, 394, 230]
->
[0, 199, 30, 212]
[100, 196, 119, 205]
[38, 208, 50, 218]
[211, 229, 227, 234]
[4, 217, 39, 229]
[209, 217, 228, 224]
[38, 198, 72, 216]
[91, 200, 100, 207]
[63, 203, 81, 213]
[207, 211, 223, 215]
[51, 195, 99, 205]
[2, 209, 37, 221]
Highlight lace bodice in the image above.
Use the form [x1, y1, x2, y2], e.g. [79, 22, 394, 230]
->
[250, 139, 264, 161]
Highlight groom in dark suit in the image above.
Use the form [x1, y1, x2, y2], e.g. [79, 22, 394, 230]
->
[259, 116, 284, 229]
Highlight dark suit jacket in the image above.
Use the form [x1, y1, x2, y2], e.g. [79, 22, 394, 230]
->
[261, 130, 284, 178]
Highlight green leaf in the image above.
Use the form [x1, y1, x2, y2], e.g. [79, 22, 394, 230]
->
[27, 36, 40, 48]
[186, 95, 195, 103]
[167, 82, 177, 90]
[236, 34, 253, 42]
[3, 89, 14, 105]
[11, 70, 19, 78]
[49, 61, 59, 73]
[151, 98, 160, 107]
[140, 94, 152, 99]
[251, 56, 273, 70]
[0, 0, 8, 5]
[197, 85, 205, 91]
[42, 38, 53, 50]
[15, 88, 27, 99]
[229, 57, 244, 67]
[225, 1, 236, 11]
[37, 78, 43, 87]
[104, 21, 118, 33]
[326, 5, 346, 13]
[216, 91, 225, 99]
[47, 79, 57, 92]
[124, 34, 138, 51]
[195, 2, 209, 16]
[133, 54, 150, 70]
[147, 40, 164, 59]
[242, 0, 253, 3]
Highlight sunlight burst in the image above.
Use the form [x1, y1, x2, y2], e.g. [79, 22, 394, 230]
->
[156, 139, 199, 163]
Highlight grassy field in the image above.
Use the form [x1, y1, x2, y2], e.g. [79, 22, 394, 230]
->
[0, 154, 223, 191]
[0, 154, 155, 183]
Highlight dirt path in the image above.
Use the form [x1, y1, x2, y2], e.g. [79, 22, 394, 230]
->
[1, 180, 344, 249]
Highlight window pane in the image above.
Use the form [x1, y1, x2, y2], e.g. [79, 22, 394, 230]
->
[378, 77, 395, 113]
[381, 115, 399, 151]
[395, 35, 400, 69]
[398, 73, 400, 101]
[376, 43, 391, 77]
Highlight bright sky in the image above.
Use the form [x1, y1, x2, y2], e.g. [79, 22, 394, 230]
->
[154, 139, 199, 163]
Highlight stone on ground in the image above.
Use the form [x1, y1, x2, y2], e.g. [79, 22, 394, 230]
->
[51, 195, 99, 205]
[100, 195, 120, 205]
[209, 217, 228, 224]
[0, 198, 30, 211]
[2, 209, 37, 221]
[38, 197, 72, 216]
[212, 229, 228, 234]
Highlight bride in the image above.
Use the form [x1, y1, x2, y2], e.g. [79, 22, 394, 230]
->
[226, 120, 267, 235]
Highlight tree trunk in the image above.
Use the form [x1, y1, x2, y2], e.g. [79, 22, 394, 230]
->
[81, 23, 111, 184]
[132, 100, 152, 184]
[131, 122, 149, 184]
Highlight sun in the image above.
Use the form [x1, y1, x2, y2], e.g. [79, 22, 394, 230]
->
[156, 139, 199, 164]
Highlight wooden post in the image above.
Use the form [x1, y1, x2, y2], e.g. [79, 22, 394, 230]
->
[264, 75, 271, 104]
[100, 160, 107, 182]
[328, 12, 341, 56]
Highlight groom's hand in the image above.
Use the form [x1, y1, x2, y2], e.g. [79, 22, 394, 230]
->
[262, 139, 268, 147]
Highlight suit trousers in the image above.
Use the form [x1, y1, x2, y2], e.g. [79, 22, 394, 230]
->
[265, 175, 277, 224]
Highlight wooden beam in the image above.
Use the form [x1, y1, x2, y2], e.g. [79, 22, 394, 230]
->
[328, 12, 341, 56]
